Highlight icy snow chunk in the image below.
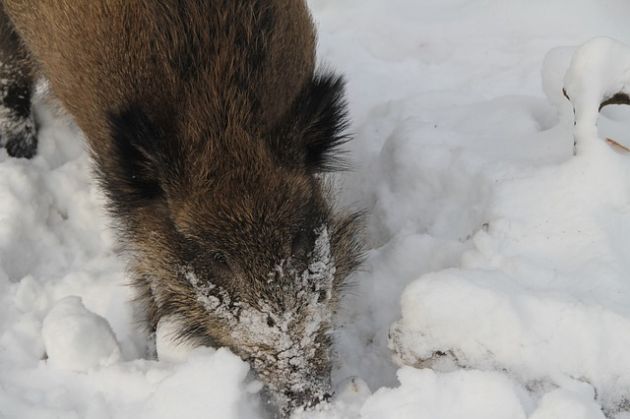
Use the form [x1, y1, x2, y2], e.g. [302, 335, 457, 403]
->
[563, 37, 630, 149]
[42, 296, 121, 371]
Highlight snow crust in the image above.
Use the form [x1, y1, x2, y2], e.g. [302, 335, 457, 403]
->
[3, 0, 630, 418]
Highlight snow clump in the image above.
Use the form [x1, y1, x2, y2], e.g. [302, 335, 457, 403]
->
[42, 296, 121, 371]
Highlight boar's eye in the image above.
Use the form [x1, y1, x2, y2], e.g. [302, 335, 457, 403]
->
[210, 252, 231, 273]
[213, 252, 227, 264]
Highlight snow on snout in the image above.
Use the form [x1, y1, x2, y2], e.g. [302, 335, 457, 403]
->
[185, 225, 335, 351]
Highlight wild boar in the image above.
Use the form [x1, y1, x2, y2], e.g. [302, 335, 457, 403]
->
[0, 0, 361, 416]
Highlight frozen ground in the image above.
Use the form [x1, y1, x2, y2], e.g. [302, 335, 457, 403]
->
[2, 1, 630, 418]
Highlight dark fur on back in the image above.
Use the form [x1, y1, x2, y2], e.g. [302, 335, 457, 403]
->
[0, 0, 362, 416]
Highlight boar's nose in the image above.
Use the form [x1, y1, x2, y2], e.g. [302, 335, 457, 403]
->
[284, 389, 333, 411]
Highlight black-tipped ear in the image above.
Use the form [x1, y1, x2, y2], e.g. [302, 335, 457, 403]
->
[300, 74, 350, 172]
[270, 73, 351, 173]
[100, 106, 165, 210]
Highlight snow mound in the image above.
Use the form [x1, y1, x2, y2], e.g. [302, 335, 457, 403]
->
[530, 388, 606, 419]
[42, 296, 121, 371]
[563, 37, 630, 150]
[390, 37, 630, 415]
[141, 348, 260, 419]
[360, 368, 528, 419]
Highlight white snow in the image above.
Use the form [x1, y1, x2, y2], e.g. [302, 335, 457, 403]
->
[388, 35, 630, 417]
[2, 1, 630, 418]
[359, 368, 530, 419]
[155, 316, 197, 363]
[564, 37, 630, 150]
[140, 348, 260, 419]
[42, 296, 121, 371]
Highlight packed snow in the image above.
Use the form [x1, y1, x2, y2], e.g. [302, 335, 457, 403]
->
[2, 1, 630, 418]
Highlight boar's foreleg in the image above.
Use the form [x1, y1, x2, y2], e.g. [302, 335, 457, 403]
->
[0, 4, 36, 158]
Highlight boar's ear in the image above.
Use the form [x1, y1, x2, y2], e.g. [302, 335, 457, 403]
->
[271, 73, 350, 173]
[102, 106, 177, 210]
[299, 73, 350, 172]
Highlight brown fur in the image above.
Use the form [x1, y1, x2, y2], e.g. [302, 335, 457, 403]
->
[0, 1, 362, 416]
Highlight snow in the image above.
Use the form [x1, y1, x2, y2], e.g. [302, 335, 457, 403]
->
[564, 38, 630, 150]
[359, 368, 530, 419]
[140, 348, 260, 419]
[2, 1, 630, 418]
[42, 296, 121, 371]
[389, 36, 630, 417]
[155, 316, 196, 363]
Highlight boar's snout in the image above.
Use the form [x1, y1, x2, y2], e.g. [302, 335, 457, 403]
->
[288, 388, 333, 410]
[267, 380, 333, 418]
